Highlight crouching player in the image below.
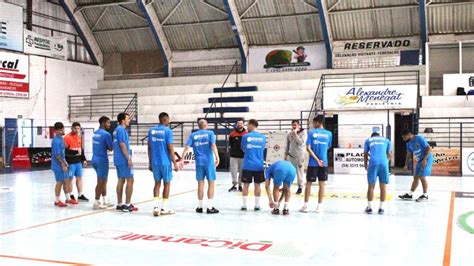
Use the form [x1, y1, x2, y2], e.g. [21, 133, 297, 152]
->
[265, 160, 296, 215]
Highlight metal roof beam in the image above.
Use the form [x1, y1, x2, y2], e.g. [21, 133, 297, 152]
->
[117, 5, 147, 22]
[163, 20, 229, 27]
[90, 6, 109, 31]
[75, 0, 135, 13]
[137, 0, 172, 77]
[92, 26, 150, 33]
[60, 0, 103, 66]
[239, 0, 259, 18]
[316, 0, 333, 68]
[161, 0, 183, 25]
[328, 4, 418, 14]
[224, 0, 248, 73]
[241, 12, 318, 21]
[201, 0, 227, 15]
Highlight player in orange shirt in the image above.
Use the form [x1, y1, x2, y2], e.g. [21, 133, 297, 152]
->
[64, 122, 89, 202]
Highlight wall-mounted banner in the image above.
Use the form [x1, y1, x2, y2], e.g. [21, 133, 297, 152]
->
[0, 2, 23, 52]
[333, 37, 420, 59]
[0, 51, 30, 98]
[24, 30, 68, 60]
[266, 131, 288, 165]
[462, 148, 474, 176]
[324, 85, 418, 110]
[431, 147, 461, 176]
[333, 148, 366, 175]
[248, 43, 327, 73]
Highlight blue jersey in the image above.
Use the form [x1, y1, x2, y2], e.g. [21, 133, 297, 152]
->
[265, 160, 296, 180]
[186, 129, 216, 166]
[148, 124, 174, 166]
[92, 128, 113, 164]
[407, 135, 432, 161]
[51, 135, 65, 171]
[306, 128, 332, 167]
[241, 131, 267, 171]
[364, 136, 391, 165]
[113, 125, 130, 166]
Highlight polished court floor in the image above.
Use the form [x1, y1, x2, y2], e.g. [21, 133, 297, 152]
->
[0, 168, 473, 266]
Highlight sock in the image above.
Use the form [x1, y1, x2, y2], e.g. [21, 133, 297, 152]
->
[94, 199, 100, 205]
[368, 201, 372, 208]
[154, 197, 160, 208]
[208, 199, 213, 209]
[255, 196, 260, 207]
[317, 203, 322, 209]
[303, 202, 308, 208]
[198, 200, 203, 208]
[162, 198, 169, 210]
[66, 193, 71, 201]
[55, 196, 60, 202]
[78, 192, 83, 197]
[242, 196, 247, 207]
[102, 195, 108, 205]
[380, 202, 385, 209]
[284, 202, 288, 209]
[408, 191, 413, 196]
[423, 193, 428, 196]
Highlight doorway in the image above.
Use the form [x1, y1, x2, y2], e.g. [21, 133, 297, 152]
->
[394, 113, 414, 167]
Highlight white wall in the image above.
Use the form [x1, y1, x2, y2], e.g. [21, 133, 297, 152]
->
[172, 48, 240, 68]
[0, 55, 103, 127]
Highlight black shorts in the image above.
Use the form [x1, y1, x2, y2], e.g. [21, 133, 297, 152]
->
[306, 166, 328, 182]
[242, 170, 265, 184]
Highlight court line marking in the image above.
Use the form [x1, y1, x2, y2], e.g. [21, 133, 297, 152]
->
[0, 188, 197, 237]
[0, 254, 92, 265]
[443, 191, 455, 266]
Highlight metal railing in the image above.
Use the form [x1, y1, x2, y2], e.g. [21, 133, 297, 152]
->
[204, 60, 240, 120]
[68, 93, 138, 121]
[417, 118, 474, 148]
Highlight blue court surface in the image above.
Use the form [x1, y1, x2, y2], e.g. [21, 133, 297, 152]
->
[0, 169, 473, 266]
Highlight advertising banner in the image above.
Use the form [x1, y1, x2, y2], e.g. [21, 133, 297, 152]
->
[111, 146, 196, 170]
[462, 148, 474, 176]
[248, 43, 327, 73]
[12, 148, 31, 168]
[333, 148, 366, 174]
[0, 2, 23, 52]
[431, 147, 461, 176]
[29, 148, 52, 168]
[333, 37, 419, 59]
[324, 85, 418, 110]
[0, 51, 30, 98]
[24, 30, 68, 60]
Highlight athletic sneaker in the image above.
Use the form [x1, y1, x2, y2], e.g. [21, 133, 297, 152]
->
[241, 206, 247, 211]
[93, 203, 106, 210]
[128, 204, 138, 212]
[153, 207, 161, 217]
[196, 207, 203, 213]
[207, 207, 219, 214]
[66, 199, 79, 205]
[416, 195, 429, 202]
[299, 206, 308, 213]
[282, 209, 289, 215]
[104, 201, 115, 208]
[238, 185, 243, 192]
[271, 208, 280, 215]
[161, 209, 175, 215]
[254, 206, 261, 211]
[378, 208, 384, 215]
[296, 187, 303, 195]
[54, 201, 67, 207]
[228, 185, 237, 192]
[70, 195, 76, 201]
[365, 207, 373, 214]
[78, 194, 89, 202]
[316, 206, 323, 213]
[117, 204, 129, 212]
[398, 193, 413, 200]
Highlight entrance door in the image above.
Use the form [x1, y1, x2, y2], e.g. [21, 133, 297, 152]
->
[394, 113, 414, 167]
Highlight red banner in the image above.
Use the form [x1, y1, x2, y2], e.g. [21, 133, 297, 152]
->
[12, 148, 32, 168]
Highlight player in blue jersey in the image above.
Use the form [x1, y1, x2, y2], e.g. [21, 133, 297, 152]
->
[51, 122, 69, 207]
[182, 119, 220, 214]
[113, 112, 137, 212]
[399, 130, 433, 202]
[300, 116, 332, 214]
[148, 112, 180, 216]
[265, 160, 296, 215]
[91, 116, 114, 210]
[363, 129, 392, 215]
[241, 119, 267, 211]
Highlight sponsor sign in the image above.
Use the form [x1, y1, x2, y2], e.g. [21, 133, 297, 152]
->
[430, 147, 461, 176]
[333, 148, 366, 174]
[333, 37, 419, 59]
[11, 148, 31, 168]
[0, 2, 23, 52]
[0, 51, 30, 98]
[24, 30, 68, 60]
[458, 211, 474, 234]
[324, 85, 418, 110]
[455, 192, 474, 199]
[28, 148, 52, 167]
[248, 43, 326, 73]
[266, 131, 287, 165]
[462, 148, 474, 176]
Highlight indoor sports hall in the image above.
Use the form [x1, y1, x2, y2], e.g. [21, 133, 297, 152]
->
[0, 1, 473, 266]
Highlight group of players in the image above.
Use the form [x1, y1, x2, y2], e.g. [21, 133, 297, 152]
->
[50, 112, 433, 216]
